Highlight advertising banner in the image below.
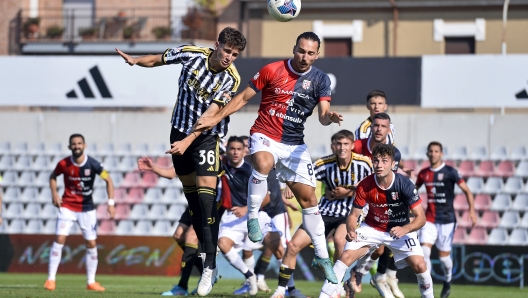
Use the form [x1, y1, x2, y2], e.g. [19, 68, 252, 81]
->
[422, 55, 528, 108]
[1, 234, 182, 276]
[397, 244, 527, 286]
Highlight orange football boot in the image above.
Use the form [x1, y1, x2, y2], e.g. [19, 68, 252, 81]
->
[43, 280, 56, 291]
[86, 282, 105, 292]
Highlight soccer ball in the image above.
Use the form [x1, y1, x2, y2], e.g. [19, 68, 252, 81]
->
[267, 0, 301, 22]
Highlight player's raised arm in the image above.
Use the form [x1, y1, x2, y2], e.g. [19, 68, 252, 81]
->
[115, 48, 163, 67]
[195, 85, 257, 131]
[318, 100, 343, 126]
[137, 157, 177, 179]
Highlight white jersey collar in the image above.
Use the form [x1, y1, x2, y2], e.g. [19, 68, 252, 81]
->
[287, 59, 312, 76]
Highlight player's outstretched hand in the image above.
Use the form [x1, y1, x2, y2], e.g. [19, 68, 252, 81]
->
[166, 140, 191, 155]
[137, 157, 154, 171]
[115, 48, 136, 66]
[195, 116, 218, 132]
[346, 229, 357, 242]
[107, 205, 116, 219]
[389, 226, 407, 239]
[328, 111, 343, 126]
[52, 194, 62, 208]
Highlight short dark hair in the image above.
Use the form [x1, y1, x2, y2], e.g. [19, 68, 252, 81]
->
[372, 143, 395, 161]
[333, 129, 355, 142]
[69, 133, 85, 144]
[427, 141, 443, 152]
[295, 32, 321, 50]
[218, 27, 246, 51]
[366, 90, 386, 102]
[227, 136, 244, 148]
[240, 135, 249, 142]
[330, 132, 338, 143]
[372, 112, 391, 123]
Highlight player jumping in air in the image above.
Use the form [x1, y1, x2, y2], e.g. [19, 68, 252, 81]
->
[117, 27, 247, 296]
[44, 134, 115, 292]
[195, 31, 343, 285]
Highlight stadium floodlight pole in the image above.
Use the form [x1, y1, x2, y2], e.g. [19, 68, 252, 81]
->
[502, 0, 510, 55]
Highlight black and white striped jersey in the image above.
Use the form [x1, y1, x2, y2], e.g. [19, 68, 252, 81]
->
[163, 45, 241, 137]
[355, 117, 395, 144]
[314, 152, 373, 217]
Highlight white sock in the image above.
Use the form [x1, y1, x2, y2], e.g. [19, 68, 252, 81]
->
[277, 286, 287, 294]
[439, 255, 453, 282]
[416, 271, 434, 298]
[387, 269, 397, 279]
[422, 246, 432, 273]
[85, 247, 98, 284]
[302, 206, 329, 259]
[225, 248, 251, 275]
[320, 260, 347, 297]
[48, 242, 63, 281]
[248, 170, 268, 219]
[374, 272, 387, 282]
[356, 252, 376, 275]
[244, 255, 255, 273]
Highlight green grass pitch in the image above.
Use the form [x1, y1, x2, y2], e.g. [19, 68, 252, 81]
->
[0, 273, 526, 297]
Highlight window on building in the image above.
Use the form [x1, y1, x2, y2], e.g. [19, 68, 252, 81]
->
[445, 37, 475, 54]
[324, 38, 352, 57]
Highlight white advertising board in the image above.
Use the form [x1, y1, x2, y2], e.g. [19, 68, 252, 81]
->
[0, 56, 182, 107]
[422, 55, 528, 108]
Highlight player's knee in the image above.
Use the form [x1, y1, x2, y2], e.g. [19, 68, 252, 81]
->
[286, 240, 301, 255]
[217, 237, 230, 253]
[412, 260, 428, 274]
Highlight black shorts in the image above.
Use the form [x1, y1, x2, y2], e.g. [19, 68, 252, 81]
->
[170, 127, 221, 177]
[179, 207, 192, 227]
[299, 215, 347, 237]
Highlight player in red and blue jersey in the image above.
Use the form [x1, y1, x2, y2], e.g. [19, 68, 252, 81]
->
[44, 134, 115, 292]
[415, 141, 476, 298]
[319, 144, 433, 298]
[196, 32, 343, 294]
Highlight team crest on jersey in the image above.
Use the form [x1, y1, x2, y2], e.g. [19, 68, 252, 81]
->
[302, 80, 311, 90]
[391, 192, 399, 201]
[438, 173, 444, 180]
[84, 169, 91, 176]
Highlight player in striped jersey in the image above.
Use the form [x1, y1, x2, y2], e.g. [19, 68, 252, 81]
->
[270, 130, 372, 298]
[116, 27, 246, 296]
[355, 90, 395, 144]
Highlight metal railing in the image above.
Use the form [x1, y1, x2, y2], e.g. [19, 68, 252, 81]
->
[14, 7, 216, 45]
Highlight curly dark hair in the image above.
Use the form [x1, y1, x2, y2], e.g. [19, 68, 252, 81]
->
[218, 27, 246, 51]
[372, 143, 395, 161]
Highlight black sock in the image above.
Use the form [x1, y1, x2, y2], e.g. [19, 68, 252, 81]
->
[288, 286, 296, 292]
[244, 270, 254, 278]
[255, 255, 271, 276]
[377, 248, 392, 275]
[178, 243, 199, 290]
[197, 186, 219, 269]
[278, 265, 294, 287]
[183, 186, 204, 247]
[388, 256, 397, 271]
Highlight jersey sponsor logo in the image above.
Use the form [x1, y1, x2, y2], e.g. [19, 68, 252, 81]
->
[273, 88, 313, 100]
[192, 69, 199, 76]
[302, 80, 311, 90]
[187, 77, 211, 101]
[286, 98, 294, 106]
[268, 110, 302, 123]
[371, 202, 402, 208]
[253, 72, 260, 80]
[84, 169, 91, 176]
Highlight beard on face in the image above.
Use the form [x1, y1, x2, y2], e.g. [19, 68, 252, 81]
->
[72, 148, 83, 158]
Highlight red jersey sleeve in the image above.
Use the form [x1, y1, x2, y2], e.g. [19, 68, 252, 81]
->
[415, 170, 424, 188]
[53, 160, 65, 176]
[353, 181, 367, 209]
[249, 63, 275, 92]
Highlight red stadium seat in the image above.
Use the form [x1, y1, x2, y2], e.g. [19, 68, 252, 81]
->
[121, 172, 142, 188]
[444, 160, 457, 169]
[98, 220, 116, 235]
[156, 156, 173, 168]
[126, 187, 145, 203]
[458, 160, 475, 177]
[466, 227, 488, 245]
[453, 227, 467, 244]
[140, 171, 158, 188]
[474, 194, 492, 211]
[476, 211, 500, 229]
[453, 194, 469, 211]
[496, 161, 515, 177]
[96, 204, 109, 220]
[476, 160, 495, 178]
[419, 193, 428, 211]
[114, 204, 131, 220]
[114, 188, 128, 203]
[457, 211, 475, 228]
[419, 160, 430, 170]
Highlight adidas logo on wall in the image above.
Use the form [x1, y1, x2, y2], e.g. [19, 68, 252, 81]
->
[66, 66, 112, 99]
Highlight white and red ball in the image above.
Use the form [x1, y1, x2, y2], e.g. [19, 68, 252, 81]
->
[267, 0, 302, 22]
